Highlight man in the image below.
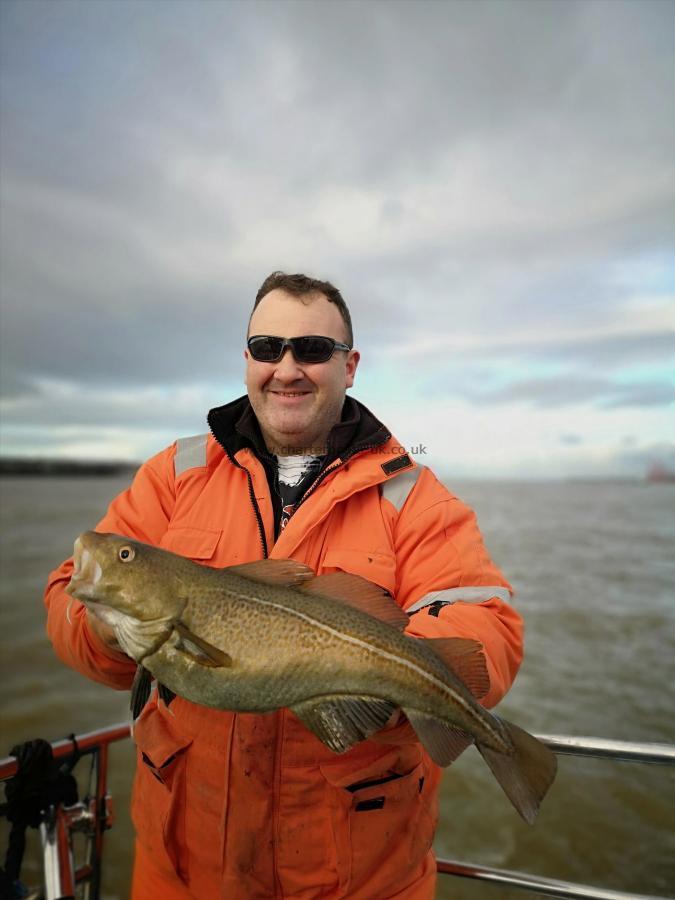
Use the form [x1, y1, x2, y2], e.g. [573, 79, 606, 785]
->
[45, 271, 523, 899]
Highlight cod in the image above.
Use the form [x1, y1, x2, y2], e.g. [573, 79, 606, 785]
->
[65, 530, 556, 824]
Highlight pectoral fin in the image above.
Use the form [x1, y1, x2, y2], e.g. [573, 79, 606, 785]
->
[174, 622, 232, 668]
[130, 665, 176, 717]
[292, 695, 397, 754]
[130, 665, 152, 719]
[158, 683, 176, 708]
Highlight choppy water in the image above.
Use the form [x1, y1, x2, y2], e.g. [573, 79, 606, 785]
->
[1, 476, 674, 899]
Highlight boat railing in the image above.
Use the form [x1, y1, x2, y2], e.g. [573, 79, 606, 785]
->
[437, 734, 675, 900]
[1, 726, 673, 900]
[0, 723, 131, 900]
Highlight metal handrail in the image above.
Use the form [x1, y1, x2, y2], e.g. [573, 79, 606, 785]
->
[3, 727, 672, 778]
[435, 858, 670, 900]
[1, 726, 673, 900]
[0, 723, 131, 781]
[436, 733, 675, 900]
[535, 734, 675, 765]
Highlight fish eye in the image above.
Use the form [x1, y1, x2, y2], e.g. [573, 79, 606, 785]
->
[118, 546, 135, 562]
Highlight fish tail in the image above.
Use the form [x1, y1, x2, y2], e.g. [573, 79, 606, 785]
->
[476, 717, 557, 825]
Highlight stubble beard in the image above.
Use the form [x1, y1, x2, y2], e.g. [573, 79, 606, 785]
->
[259, 393, 345, 456]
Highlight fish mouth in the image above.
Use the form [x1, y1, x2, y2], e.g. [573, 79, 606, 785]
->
[65, 535, 103, 601]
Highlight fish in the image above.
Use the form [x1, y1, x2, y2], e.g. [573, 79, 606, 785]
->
[65, 530, 557, 824]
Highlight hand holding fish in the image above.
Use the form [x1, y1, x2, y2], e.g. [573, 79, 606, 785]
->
[85, 605, 121, 650]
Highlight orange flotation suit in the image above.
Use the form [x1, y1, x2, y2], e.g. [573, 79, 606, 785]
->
[45, 397, 522, 899]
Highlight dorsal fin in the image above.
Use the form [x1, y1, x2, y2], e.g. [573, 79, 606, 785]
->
[224, 558, 315, 586]
[424, 637, 490, 699]
[298, 572, 408, 630]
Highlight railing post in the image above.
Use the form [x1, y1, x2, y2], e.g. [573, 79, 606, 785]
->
[40, 804, 76, 900]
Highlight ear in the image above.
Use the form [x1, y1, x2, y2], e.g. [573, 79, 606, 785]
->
[345, 350, 360, 388]
[244, 348, 251, 388]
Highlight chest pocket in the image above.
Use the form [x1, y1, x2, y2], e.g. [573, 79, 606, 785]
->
[159, 526, 222, 564]
[322, 547, 396, 595]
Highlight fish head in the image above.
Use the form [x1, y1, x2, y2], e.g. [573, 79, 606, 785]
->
[65, 531, 187, 660]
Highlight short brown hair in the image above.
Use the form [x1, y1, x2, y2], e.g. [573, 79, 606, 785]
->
[252, 271, 353, 347]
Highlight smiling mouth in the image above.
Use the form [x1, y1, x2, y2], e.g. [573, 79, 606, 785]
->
[270, 390, 311, 398]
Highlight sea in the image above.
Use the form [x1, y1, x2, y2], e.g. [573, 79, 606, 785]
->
[1, 475, 674, 899]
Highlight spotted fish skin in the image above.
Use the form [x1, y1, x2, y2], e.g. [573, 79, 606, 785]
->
[66, 530, 557, 824]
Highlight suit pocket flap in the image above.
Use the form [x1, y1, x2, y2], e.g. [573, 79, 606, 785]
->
[134, 707, 193, 771]
[159, 526, 221, 561]
[322, 548, 396, 595]
[319, 743, 422, 790]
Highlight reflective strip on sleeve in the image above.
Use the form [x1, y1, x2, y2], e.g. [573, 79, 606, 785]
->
[174, 433, 209, 478]
[406, 585, 512, 614]
[380, 466, 423, 512]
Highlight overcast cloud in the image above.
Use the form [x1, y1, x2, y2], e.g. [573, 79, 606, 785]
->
[1, 0, 673, 477]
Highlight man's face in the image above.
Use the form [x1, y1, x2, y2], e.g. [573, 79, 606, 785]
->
[246, 289, 360, 455]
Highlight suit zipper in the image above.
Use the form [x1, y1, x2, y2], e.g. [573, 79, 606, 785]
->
[209, 425, 269, 559]
[209, 428, 282, 893]
[292, 440, 382, 515]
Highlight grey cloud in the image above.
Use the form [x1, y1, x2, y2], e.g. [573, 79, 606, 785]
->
[243, 0, 675, 188]
[598, 381, 675, 409]
[1, 0, 674, 456]
[349, 243, 675, 356]
[396, 330, 675, 373]
[0, 178, 252, 391]
[456, 375, 674, 409]
[530, 332, 675, 369]
[0, 278, 249, 394]
[3, 1, 674, 207]
[0, 369, 40, 402]
[483, 331, 675, 373]
[461, 375, 608, 407]
[0, 379, 233, 431]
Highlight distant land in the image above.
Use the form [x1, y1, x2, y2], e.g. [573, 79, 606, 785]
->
[0, 457, 670, 483]
[0, 457, 140, 477]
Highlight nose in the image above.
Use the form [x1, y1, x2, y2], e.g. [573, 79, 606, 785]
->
[273, 347, 304, 381]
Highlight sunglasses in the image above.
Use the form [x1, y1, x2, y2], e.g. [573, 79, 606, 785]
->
[247, 335, 351, 364]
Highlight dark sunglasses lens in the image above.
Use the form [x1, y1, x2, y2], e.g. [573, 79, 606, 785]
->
[249, 337, 283, 361]
[293, 336, 334, 362]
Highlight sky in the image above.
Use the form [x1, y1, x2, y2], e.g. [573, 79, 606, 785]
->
[0, 0, 673, 479]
